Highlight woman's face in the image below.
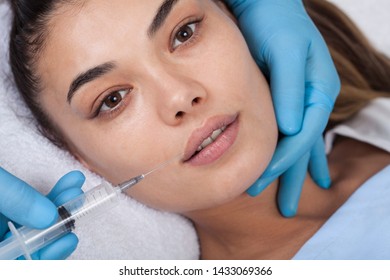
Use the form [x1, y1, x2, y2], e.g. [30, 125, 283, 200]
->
[37, 0, 277, 213]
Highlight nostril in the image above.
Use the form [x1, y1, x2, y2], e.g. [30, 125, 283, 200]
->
[192, 97, 201, 105]
[175, 111, 184, 119]
[175, 97, 201, 119]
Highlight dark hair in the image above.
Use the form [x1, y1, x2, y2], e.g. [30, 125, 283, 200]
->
[8, 0, 390, 148]
[303, 0, 390, 129]
[9, 0, 71, 148]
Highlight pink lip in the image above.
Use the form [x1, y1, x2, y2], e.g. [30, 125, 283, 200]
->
[183, 114, 239, 165]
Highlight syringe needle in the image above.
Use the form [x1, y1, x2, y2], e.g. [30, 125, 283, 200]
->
[144, 154, 182, 177]
[0, 154, 182, 260]
[118, 154, 181, 192]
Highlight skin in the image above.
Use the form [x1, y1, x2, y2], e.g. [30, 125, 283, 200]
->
[38, 0, 277, 212]
[35, 0, 390, 259]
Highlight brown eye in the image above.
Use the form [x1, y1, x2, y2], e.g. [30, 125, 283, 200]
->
[100, 89, 129, 112]
[173, 23, 196, 49]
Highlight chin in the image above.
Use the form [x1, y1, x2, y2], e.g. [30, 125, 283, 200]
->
[202, 146, 273, 207]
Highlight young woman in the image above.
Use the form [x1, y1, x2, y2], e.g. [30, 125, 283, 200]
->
[8, 0, 390, 259]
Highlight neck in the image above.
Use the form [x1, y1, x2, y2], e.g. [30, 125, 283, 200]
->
[184, 137, 390, 259]
[186, 177, 331, 259]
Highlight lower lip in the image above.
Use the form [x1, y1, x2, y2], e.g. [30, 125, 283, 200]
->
[184, 116, 240, 166]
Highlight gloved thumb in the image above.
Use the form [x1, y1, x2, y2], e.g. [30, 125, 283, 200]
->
[0, 168, 57, 229]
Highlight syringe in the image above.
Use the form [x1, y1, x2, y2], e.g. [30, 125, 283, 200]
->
[0, 155, 180, 260]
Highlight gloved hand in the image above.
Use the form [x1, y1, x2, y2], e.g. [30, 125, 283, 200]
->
[225, 0, 340, 216]
[0, 168, 85, 259]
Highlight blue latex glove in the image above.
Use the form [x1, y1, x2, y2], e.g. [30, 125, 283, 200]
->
[0, 168, 85, 259]
[225, 0, 340, 216]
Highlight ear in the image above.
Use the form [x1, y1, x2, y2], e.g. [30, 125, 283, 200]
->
[73, 152, 95, 172]
[66, 143, 97, 174]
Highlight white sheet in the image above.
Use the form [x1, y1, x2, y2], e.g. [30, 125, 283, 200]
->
[325, 98, 390, 154]
[293, 165, 390, 260]
[0, 0, 389, 259]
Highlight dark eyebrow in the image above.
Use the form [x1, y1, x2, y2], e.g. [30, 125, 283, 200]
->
[67, 62, 116, 104]
[148, 0, 180, 38]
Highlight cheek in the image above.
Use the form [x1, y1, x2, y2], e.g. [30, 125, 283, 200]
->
[125, 30, 278, 213]
[195, 28, 261, 104]
[74, 126, 178, 184]
[47, 103, 169, 185]
[127, 101, 278, 213]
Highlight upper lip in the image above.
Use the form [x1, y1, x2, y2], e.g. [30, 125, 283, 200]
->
[182, 114, 238, 162]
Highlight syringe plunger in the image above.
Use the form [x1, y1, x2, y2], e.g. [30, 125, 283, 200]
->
[0, 182, 120, 260]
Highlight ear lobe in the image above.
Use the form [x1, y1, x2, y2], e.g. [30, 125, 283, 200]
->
[74, 153, 92, 170]
[77, 156, 99, 176]
[69, 148, 97, 174]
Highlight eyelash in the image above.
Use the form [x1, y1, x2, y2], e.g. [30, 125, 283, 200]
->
[170, 16, 204, 51]
[91, 17, 204, 119]
[93, 88, 132, 119]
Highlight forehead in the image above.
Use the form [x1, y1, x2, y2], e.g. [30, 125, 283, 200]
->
[39, 0, 171, 92]
[48, 0, 162, 38]
[42, 0, 205, 68]
[38, 0, 218, 102]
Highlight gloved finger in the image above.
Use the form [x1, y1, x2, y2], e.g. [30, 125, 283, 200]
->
[47, 171, 85, 206]
[0, 214, 9, 240]
[305, 36, 341, 109]
[278, 152, 310, 217]
[0, 168, 57, 229]
[52, 187, 84, 207]
[309, 137, 331, 189]
[262, 105, 329, 178]
[247, 173, 277, 197]
[35, 233, 79, 260]
[246, 105, 330, 196]
[267, 37, 308, 135]
[17, 233, 79, 260]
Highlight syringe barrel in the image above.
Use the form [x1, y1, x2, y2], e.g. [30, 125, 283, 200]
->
[61, 181, 120, 227]
[0, 182, 120, 260]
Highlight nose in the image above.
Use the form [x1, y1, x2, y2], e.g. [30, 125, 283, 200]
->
[153, 71, 207, 125]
